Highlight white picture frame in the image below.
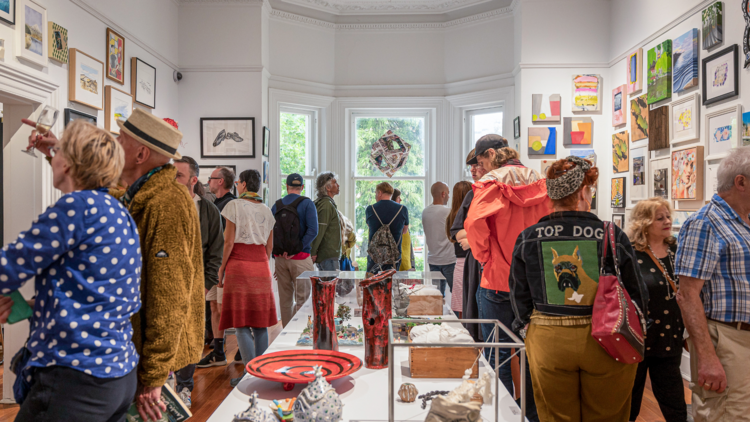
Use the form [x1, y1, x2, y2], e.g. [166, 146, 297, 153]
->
[705, 104, 742, 161]
[705, 161, 720, 202]
[670, 93, 700, 144]
[15, 0, 47, 67]
[650, 156, 671, 201]
[68, 48, 104, 110]
[104, 86, 133, 134]
[630, 146, 649, 201]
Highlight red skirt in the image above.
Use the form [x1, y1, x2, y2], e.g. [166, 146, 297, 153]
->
[219, 243, 278, 330]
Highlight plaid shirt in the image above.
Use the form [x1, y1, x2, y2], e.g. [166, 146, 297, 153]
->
[675, 194, 750, 323]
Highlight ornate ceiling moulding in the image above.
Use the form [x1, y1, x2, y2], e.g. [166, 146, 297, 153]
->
[279, 0, 490, 15]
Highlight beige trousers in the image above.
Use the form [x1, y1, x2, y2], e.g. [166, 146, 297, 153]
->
[688, 320, 750, 422]
[275, 256, 314, 327]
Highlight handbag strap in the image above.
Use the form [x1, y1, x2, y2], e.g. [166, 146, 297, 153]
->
[645, 247, 679, 294]
[600, 221, 620, 275]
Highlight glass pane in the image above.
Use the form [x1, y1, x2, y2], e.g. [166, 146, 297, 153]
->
[280, 112, 309, 176]
[471, 111, 503, 142]
[353, 179, 425, 271]
[355, 117, 425, 177]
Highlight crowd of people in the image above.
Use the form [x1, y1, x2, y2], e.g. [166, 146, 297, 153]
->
[0, 110, 748, 422]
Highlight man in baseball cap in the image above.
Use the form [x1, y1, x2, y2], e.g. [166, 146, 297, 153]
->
[466, 134, 509, 166]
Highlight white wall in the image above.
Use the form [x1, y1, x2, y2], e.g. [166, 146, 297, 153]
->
[269, 18, 336, 85]
[443, 15, 515, 83]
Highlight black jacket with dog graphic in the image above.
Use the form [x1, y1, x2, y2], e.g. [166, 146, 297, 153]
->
[509, 211, 648, 332]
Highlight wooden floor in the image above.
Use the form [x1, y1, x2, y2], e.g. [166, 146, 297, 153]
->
[0, 325, 691, 422]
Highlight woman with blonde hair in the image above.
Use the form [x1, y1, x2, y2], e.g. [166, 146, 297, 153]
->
[446, 181, 472, 317]
[0, 121, 142, 421]
[626, 198, 687, 422]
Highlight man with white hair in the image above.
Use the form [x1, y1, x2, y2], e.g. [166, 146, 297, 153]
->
[675, 146, 750, 422]
[311, 172, 342, 271]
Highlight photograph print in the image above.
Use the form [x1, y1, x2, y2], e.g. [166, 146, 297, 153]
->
[131, 57, 156, 109]
[106, 28, 125, 84]
[0, 0, 15, 25]
[16, 0, 47, 67]
[702, 1, 723, 50]
[263, 161, 269, 184]
[702, 44, 738, 106]
[201, 117, 256, 159]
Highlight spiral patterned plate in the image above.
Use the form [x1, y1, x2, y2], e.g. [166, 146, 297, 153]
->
[246, 350, 363, 384]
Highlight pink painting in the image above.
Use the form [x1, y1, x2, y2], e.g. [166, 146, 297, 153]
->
[613, 85, 626, 126]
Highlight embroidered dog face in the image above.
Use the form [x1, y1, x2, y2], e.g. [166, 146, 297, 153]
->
[551, 246, 582, 292]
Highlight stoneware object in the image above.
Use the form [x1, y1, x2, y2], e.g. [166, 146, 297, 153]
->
[233, 392, 277, 422]
[398, 383, 419, 403]
[293, 366, 344, 422]
[361, 269, 397, 369]
[310, 276, 339, 351]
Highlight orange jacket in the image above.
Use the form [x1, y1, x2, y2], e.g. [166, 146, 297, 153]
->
[465, 167, 551, 292]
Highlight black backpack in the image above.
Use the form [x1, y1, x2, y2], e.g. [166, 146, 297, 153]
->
[272, 197, 306, 256]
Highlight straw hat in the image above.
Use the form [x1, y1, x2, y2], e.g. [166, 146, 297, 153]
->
[117, 108, 183, 159]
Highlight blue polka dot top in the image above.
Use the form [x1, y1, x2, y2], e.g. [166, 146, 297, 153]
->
[0, 188, 142, 379]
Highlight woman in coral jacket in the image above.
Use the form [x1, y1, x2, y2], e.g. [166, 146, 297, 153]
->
[464, 134, 549, 422]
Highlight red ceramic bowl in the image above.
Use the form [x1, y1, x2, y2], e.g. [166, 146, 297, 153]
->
[246, 350, 363, 388]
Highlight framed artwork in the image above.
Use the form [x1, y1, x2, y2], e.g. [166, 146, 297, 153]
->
[674, 29, 700, 93]
[131, 57, 156, 109]
[702, 44, 738, 106]
[627, 48, 643, 95]
[64, 108, 97, 128]
[630, 95, 649, 142]
[572, 74, 601, 112]
[571, 149, 597, 210]
[702, 1, 723, 50]
[263, 126, 270, 157]
[513, 117, 520, 139]
[743, 111, 750, 146]
[68, 48, 104, 110]
[706, 162, 720, 201]
[613, 214, 625, 228]
[528, 127, 557, 156]
[650, 157, 670, 200]
[612, 85, 626, 126]
[104, 86, 133, 134]
[0, 0, 15, 25]
[647, 40, 672, 104]
[670, 93, 700, 144]
[198, 165, 237, 196]
[745, 0, 750, 68]
[649, 105, 670, 151]
[611, 177, 626, 208]
[540, 160, 554, 176]
[612, 131, 629, 174]
[16, 0, 47, 67]
[671, 146, 704, 200]
[631, 146, 648, 201]
[47, 21, 68, 63]
[563, 117, 593, 146]
[705, 104, 741, 160]
[106, 28, 125, 85]
[201, 117, 256, 159]
[532, 94, 561, 123]
[263, 161, 269, 184]
[263, 187, 269, 206]
[673, 210, 696, 230]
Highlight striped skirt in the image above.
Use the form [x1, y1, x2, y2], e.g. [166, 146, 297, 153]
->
[219, 243, 278, 330]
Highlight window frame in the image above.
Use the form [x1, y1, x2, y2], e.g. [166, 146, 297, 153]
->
[279, 106, 319, 198]
[463, 104, 504, 178]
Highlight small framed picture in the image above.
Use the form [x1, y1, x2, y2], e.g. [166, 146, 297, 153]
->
[670, 93, 700, 144]
[64, 108, 97, 128]
[650, 157, 670, 200]
[612, 85, 626, 126]
[131, 57, 156, 109]
[513, 117, 521, 139]
[69, 48, 104, 110]
[630, 146, 648, 201]
[199, 165, 237, 196]
[104, 86, 133, 134]
[263, 161, 269, 184]
[106, 28, 126, 85]
[0, 0, 15, 25]
[48, 21, 68, 63]
[201, 117, 256, 159]
[702, 44, 739, 106]
[613, 214, 625, 228]
[705, 104, 741, 160]
[671, 145, 705, 201]
[263, 126, 270, 157]
[16, 0, 47, 67]
[611, 177, 626, 208]
[743, 111, 750, 146]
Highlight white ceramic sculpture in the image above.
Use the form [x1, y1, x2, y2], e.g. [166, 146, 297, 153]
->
[444, 370, 493, 405]
[293, 366, 343, 422]
[233, 392, 277, 422]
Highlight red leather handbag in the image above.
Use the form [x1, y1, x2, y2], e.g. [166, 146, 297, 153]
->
[591, 221, 646, 364]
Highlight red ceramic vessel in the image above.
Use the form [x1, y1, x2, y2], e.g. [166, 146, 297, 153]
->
[310, 276, 339, 351]
[246, 349, 362, 391]
[360, 269, 396, 369]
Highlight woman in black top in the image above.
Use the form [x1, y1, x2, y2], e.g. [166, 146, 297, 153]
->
[626, 198, 687, 422]
[446, 181, 472, 317]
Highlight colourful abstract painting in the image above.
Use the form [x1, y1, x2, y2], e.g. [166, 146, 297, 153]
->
[647, 40, 673, 104]
[563, 117, 593, 146]
[630, 95, 649, 141]
[671, 147, 699, 199]
[674, 29, 699, 93]
[611, 177, 626, 208]
[702, 1, 723, 50]
[48, 22, 68, 63]
[627, 49, 643, 95]
[613, 85, 626, 126]
[743, 111, 750, 144]
[572, 74, 601, 112]
[612, 131, 629, 174]
[528, 127, 557, 156]
[532, 94, 561, 123]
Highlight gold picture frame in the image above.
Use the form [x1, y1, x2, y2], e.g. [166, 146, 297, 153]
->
[68, 48, 104, 110]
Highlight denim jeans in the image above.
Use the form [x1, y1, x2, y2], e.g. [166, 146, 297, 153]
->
[175, 364, 196, 393]
[429, 263, 455, 297]
[317, 257, 340, 271]
[235, 327, 269, 367]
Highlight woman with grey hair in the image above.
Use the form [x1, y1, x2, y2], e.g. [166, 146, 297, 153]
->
[311, 172, 342, 271]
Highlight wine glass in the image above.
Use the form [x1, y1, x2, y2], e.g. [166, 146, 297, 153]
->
[22, 105, 59, 158]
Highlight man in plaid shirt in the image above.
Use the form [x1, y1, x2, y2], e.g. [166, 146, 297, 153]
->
[675, 146, 750, 422]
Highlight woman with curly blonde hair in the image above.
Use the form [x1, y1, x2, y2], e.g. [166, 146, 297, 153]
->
[626, 198, 687, 422]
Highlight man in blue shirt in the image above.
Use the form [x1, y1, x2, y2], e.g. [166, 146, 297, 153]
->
[272, 174, 318, 327]
[365, 182, 409, 274]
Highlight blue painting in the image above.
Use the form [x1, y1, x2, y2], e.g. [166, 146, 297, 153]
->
[0, 0, 10, 13]
[713, 125, 732, 143]
[743, 112, 750, 145]
[24, 5, 43, 56]
[674, 29, 699, 93]
[528, 127, 556, 156]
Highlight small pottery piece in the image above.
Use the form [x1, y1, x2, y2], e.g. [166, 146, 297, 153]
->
[269, 398, 296, 421]
[310, 276, 339, 351]
[292, 366, 343, 422]
[234, 392, 277, 422]
[424, 396, 481, 422]
[361, 269, 396, 369]
[398, 383, 419, 403]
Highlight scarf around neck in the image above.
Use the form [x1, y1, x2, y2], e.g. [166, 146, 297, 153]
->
[240, 191, 262, 202]
[120, 166, 165, 208]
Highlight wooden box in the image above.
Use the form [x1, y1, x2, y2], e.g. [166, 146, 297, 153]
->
[406, 295, 443, 316]
[409, 347, 480, 378]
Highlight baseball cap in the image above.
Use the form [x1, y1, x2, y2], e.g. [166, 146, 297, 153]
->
[466, 134, 509, 165]
[286, 173, 304, 187]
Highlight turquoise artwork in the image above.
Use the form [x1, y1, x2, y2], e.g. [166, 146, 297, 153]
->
[674, 29, 699, 93]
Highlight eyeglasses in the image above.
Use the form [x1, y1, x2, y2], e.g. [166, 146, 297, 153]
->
[49, 146, 61, 158]
[207, 177, 223, 181]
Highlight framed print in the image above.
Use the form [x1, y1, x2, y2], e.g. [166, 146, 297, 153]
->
[570, 149, 597, 210]
[106, 28, 125, 85]
[563, 117, 593, 146]
[201, 117, 256, 159]
[649, 105, 670, 151]
[630, 95, 649, 142]
[528, 127, 557, 155]
[64, 108, 97, 128]
[612, 131, 629, 174]
[671, 145, 704, 200]
[572, 74, 601, 112]
[613, 214, 625, 228]
[68, 48, 104, 110]
[631, 146, 648, 201]
[626, 48, 643, 95]
[702, 44, 738, 106]
[706, 162, 720, 201]
[104, 86, 133, 134]
[611, 177, 626, 208]
[513, 117, 520, 139]
[674, 29, 699, 93]
[198, 165, 237, 196]
[650, 157, 670, 200]
[702, 1, 723, 50]
[705, 104, 741, 160]
[131, 57, 156, 109]
[743, 111, 750, 146]
[263, 126, 270, 157]
[670, 93, 700, 144]
[16, 0, 47, 67]
[612, 85, 626, 126]
[263, 161, 269, 184]
[47, 21, 68, 63]
[532, 94, 561, 123]
[647, 40, 672, 104]
[0, 0, 15, 25]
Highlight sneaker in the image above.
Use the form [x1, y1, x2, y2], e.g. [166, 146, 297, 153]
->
[196, 351, 227, 368]
[234, 350, 243, 364]
[179, 388, 192, 409]
[230, 372, 246, 387]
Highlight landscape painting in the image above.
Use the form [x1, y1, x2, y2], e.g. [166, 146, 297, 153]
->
[647, 40, 673, 104]
[612, 131, 629, 174]
[613, 85, 626, 126]
[24, 3, 43, 56]
[630, 95, 649, 141]
[563, 117, 593, 146]
[532, 94, 561, 123]
[105, 86, 133, 134]
[673, 29, 699, 93]
[702, 1, 723, 50]
[671, 146, 704, 200]
[572, 74, 601, 112]
[0, 0, 15, 25]
[627, 48, 643, 95]
[17, 0, 47, 66]
[611, 177, 626, 208]
[69, 49, 104, 110]
[528, 127, 557, 156]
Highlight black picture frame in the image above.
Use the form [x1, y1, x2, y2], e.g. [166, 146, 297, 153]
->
[702, 44, 739, 106]
[131, 57, 156, 109]
[64, 108, 97, 127]
[263, 126, 270, 157]
[200, 117, 256, 159]
[199, 164, 237, 196]
[0, 0, 15, 25]
[613, 213, 625, 228]
[513, 117, 520, 139]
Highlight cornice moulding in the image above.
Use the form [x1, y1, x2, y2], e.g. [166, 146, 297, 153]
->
[176, 0, 265, 4]
[180, 65, 266, 72]
[278, 0, 491, 15]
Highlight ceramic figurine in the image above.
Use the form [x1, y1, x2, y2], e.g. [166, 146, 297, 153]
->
[398, 383, 419, 403]
[445, 370, 492, 406]
[310, 276, 339, 351]
[361, 269, 396, 369]
[292, 366, 343, 422]
[424, 396, 481, 422]
[234, 392, 277, 422]
[269, 398, 296, 421]
[470, 393, 483, 406]
[476, 372, 493, 404]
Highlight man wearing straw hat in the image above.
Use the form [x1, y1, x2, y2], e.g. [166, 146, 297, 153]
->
[113, 108, 204, 421]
